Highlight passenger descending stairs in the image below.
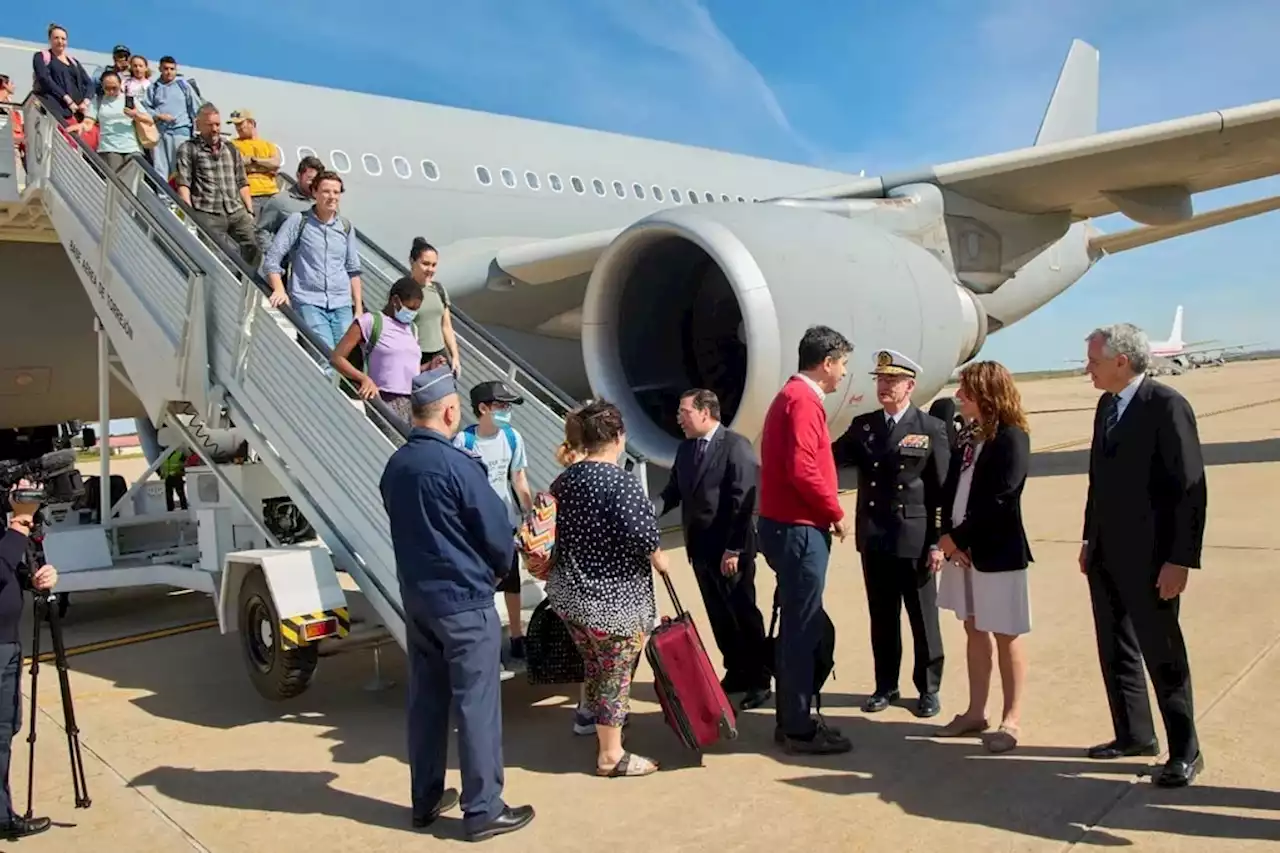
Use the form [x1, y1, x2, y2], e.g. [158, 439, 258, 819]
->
[15, 96, 644, 652]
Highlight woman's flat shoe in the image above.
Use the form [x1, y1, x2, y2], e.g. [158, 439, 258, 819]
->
[984, 724, 1020, 754]
[935, 714, 989, 738]
[597, 751, 659, 777]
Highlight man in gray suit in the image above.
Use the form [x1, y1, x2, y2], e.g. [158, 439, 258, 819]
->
[1080, 323, 1207, 788]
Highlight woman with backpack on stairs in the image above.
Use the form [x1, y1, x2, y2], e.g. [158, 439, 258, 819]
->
[330, 276, 424, 430]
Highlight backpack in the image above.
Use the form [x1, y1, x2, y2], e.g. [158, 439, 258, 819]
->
[34, 50, 87, 98]
[763, 595, 837, 710]
[277, 208, 353, 288]
[145, 75, 201, 124]
[363, 311, 419, 355]
[462, 423, 522, 508]
[461, 423, 518, 460]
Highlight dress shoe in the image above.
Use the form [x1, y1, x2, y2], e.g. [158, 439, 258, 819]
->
[412, 788, 460, 828]
[739, 687, 772, 711]
[1, 816, 51, 840]
[1155, 753, 1204, 788]
[861, 689, 900, 713]
[1087, 739, 1160, 760]
[779, 722, 852, 755]
[915, 693, 941, 718]
[775, 718, 844, 744]
[466, 804, 535, 842]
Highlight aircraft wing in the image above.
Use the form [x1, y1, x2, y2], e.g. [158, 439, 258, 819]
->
[1089, 195, 1280, 255]
[780, 99, 1280, 226]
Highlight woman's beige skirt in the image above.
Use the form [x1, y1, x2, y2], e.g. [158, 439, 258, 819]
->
[937, 559, 1032, 637]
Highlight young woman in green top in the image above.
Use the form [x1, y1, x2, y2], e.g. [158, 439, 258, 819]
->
[409, 238, 461, 377]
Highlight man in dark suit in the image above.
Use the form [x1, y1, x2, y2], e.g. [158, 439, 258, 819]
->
[833, 349, 950, 718]
[1080, 323, 1207, 788]
[659, 389, 771, 711]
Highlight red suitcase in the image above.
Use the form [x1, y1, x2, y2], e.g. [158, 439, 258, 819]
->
[645, 574, 738, 751]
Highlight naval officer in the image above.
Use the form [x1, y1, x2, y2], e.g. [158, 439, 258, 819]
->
[833, 349, 950, 718]
[379, 365, 535, 842]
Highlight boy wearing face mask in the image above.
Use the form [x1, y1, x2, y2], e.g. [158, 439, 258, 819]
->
[455, 382, 535, 670]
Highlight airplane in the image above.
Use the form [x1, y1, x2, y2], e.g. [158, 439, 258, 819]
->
[3, 34, 1280, 472]
[1061, 305, 1265, 374]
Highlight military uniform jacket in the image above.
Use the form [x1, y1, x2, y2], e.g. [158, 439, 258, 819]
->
[833, 406, 951, 559]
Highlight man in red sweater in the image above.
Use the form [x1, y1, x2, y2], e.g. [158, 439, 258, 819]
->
[758, 325, 853, 755]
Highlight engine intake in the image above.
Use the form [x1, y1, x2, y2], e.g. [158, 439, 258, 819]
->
[582, 204, 986, 468]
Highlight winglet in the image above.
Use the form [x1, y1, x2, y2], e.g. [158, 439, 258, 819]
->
[1035, 39, 1100, 146]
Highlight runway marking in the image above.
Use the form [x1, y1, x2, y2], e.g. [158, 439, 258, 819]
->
[1036, 395, 1280, 454]
[22, 619, 220, 666]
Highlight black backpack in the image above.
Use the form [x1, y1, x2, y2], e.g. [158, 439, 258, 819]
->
[763, 595, 837, 709]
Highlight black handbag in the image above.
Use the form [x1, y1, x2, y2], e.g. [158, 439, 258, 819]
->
[524, 599, 584, 686]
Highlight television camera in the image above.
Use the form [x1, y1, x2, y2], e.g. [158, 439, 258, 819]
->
[0, 449, 86, 516]
[1, 449, 91, 815]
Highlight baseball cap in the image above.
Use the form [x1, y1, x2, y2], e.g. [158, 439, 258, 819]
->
[227, 109, 256, 124]
[469, 380, 524, 408]
[112, 44, 130, 57]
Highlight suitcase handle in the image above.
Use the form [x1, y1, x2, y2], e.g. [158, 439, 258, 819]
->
[660, 573, 686, 618]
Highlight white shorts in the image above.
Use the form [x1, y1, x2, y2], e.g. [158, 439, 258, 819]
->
[937, 559, 1032, 637]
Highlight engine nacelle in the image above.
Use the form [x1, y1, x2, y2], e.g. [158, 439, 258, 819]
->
[582, 204, 987, 468]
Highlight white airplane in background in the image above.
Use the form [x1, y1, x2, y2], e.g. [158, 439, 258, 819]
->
[3, 35, 1280, 469]
[1060, 305, 1265, 375]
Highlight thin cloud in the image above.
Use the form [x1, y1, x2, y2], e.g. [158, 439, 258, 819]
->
[172, 0, 822, 165]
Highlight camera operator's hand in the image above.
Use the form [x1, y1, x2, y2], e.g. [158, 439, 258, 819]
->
[32, 565, 57, 591]
[7, 479, 40, 528]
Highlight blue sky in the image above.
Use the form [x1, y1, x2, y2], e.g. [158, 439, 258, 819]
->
[8, 0, 1280, 387]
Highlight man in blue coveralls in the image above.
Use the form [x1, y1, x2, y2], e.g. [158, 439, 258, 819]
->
[379, 365, 536, 842]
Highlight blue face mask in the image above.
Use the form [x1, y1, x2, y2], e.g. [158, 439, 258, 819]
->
[492, 409, 513, 425]
[394, 306, 418, 324]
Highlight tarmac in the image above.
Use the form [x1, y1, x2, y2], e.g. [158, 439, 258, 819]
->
[11, 358, 1280, 852]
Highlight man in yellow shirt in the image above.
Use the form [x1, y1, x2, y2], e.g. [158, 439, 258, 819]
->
[227, 109, 281, 219]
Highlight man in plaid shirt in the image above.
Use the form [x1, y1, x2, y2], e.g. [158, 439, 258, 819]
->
[175, 102, 261, 268]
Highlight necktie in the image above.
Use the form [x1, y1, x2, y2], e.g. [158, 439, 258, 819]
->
[693, 439, 707, 469]
[1104, 397, 1120, 436]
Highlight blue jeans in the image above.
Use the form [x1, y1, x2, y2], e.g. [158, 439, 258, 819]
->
[294, 303, 354, 371]
[758, 518, 831, 737]
[153, 126, 191, 180]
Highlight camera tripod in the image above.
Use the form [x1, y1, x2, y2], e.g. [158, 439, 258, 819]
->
[24, 592, 91, 816]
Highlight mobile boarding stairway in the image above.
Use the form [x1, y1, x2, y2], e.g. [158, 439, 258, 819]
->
[4, 94, 646, 699]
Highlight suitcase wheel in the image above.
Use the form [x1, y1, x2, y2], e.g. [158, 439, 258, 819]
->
[720, 711, 739, 740]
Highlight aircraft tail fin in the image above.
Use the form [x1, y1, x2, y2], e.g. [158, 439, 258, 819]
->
[1035, 39, 1100, 146]
[1170, 305, 1184, 346]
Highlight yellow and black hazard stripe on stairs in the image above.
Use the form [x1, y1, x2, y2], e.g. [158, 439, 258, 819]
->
[279, 607, 351, 650]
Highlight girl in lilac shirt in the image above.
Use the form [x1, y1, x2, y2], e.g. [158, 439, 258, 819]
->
[331, 277, 424, 426]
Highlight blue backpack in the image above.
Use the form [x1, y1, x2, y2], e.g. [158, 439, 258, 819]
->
[462, 424, 520, 501]
[462, 423, 517, 459]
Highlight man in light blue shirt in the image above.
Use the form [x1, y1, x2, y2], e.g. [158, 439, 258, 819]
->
[141, 55, 200, 179]
[263, 170, 364, 353]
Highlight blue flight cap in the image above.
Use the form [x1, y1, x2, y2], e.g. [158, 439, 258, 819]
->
[410, 365, 458, 407]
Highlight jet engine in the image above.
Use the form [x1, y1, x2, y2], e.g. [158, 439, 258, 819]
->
[581, 204, 988, 468]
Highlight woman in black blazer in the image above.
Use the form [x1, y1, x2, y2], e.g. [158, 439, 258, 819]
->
[933, 361, 1033, 754]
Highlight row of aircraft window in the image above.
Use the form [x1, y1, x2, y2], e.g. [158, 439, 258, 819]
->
[290, 146, 759, 205]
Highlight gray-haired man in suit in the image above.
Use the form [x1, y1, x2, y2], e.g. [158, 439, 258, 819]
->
[1080, 322, 1207, 788]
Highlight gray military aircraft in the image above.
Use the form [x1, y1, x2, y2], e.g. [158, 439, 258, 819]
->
[2, 35, 1279, 468]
